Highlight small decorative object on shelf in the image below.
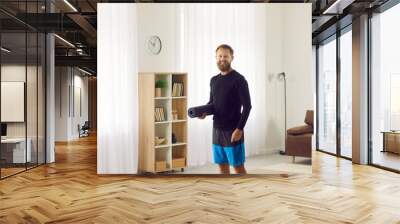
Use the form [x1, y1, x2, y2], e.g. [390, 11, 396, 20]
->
[172, 133, 177, 144]
[155, 136, 166, 146]
[172, 110, 178, 120]
[155, 79, 168, 97]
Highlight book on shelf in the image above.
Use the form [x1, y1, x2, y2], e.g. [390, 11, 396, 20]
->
[154, 108, 159, 121]
[172, 83, 176, 97]
[172, 82, 184, 97]
[155, 107, 166, 122]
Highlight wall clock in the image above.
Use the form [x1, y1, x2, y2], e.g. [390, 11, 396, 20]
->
[147, 35, 162, 55]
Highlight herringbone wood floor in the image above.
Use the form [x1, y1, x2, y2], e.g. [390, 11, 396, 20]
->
[1, 134, 400, 223]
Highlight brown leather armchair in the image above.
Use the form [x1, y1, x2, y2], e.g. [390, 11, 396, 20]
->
[286, 110, 314, 163]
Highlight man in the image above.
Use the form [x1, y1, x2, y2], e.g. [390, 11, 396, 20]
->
[199, 44, 252, 174]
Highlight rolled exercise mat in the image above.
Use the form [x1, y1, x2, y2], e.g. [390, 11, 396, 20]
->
[188, 104, 215, 118]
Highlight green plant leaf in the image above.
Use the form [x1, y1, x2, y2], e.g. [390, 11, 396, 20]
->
[155, 79, 168, 88]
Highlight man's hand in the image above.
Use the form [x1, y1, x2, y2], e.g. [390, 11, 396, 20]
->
[198, 113, 207, 119]
[231, 128, 243, 143]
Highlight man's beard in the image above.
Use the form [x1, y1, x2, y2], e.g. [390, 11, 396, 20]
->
[217, 61, 231, 72]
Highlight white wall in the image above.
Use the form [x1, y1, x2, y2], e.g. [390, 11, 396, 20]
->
[264, 5, 285, 151]
[55, 67, 69, 141]
[137, 4, 178, 72]
[72, 73, 89, 138]
[282, 4, 313, 129]
[55, 67, 89, 141]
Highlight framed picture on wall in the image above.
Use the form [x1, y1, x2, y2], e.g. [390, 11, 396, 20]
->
[1, 81, 25, 122]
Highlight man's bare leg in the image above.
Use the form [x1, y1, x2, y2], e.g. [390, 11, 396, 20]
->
[218, 163, 230, 174]
[233, 164, 247, 174]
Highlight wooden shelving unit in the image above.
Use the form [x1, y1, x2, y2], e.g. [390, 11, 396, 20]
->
[138, 72, 188, 173]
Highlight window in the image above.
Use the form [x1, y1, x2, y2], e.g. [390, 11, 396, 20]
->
[390, 74, 400, 130]
[318, 37, 337, 154]
[340, 29, 352, 158]
[0, 2, 47, 179]
[371, 3, 400, 171]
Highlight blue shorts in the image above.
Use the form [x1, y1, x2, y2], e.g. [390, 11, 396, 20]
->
[212, 143, 246, 167]
[212, 128, 245, 167]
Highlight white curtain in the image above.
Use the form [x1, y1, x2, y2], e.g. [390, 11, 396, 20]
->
[178, 4, 272, 166]
[97, 4, 139, 174]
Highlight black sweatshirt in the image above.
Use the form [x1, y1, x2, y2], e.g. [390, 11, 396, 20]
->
[207, 69, 252, 130]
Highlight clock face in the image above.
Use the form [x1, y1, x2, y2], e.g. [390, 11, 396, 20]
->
[147, 35, 162, 55]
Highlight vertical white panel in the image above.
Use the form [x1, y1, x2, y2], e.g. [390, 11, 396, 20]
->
[54, 67, 70, 141]
[282, 4, 313, 129]
[97, 4, 139, 174]
[46, 33, 55, 163]
[265, 4, 285, 152]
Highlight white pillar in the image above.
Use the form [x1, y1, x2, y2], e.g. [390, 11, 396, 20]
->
[46, 32, 55, 163]
[352, 14, 369, 164]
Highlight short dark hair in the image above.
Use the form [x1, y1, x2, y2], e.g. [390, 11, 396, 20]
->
[216, 44, 234, 56]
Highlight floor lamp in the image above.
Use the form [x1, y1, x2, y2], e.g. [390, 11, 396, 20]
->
[278, 72, 287, 155]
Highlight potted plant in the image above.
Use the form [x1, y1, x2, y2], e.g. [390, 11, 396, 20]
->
[155, 79, 167, 97]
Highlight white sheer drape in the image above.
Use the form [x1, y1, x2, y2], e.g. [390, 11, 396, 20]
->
[178, 4, 271, 166]
[97, 4, 139, 174]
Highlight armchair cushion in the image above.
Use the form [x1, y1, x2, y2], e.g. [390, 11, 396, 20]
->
[304, 110, 314, 127]
[287, 125, 313, 135]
